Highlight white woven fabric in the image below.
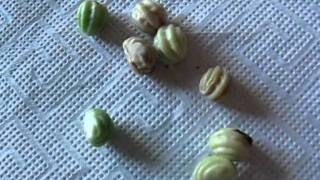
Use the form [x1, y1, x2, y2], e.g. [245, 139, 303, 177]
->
[0, 0, 319, 179]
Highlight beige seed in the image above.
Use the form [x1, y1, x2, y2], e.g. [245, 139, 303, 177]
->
[199, 66, 230, 100]
[132, 0, 166, 34]
[123, 37, 156, 74]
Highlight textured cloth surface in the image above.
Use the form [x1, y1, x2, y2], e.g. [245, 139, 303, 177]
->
[0, 0, 320, 179]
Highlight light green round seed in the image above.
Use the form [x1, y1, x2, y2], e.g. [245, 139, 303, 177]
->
[208, 128, 253, 161]
[192, 155, 237, 180]
[154, 24, 187, 65]
[83, 108, 114, 147]
[77, 0, 108, 35]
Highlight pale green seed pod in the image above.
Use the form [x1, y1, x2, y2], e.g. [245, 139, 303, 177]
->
[83, 108, 114, 147]
[154, 24, 187, 64]
[123, 37, 156, 74]
[132, 0, 166, 34]
[199, 66, 230, 100]
[77, 0, 108, 35]
[208, 128, 253, 161]
[192, 155, 237, 180]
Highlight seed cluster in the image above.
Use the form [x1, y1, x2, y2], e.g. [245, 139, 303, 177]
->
[76, 1, 255, 179]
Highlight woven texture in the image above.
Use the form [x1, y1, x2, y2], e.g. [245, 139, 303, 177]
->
[0, 0, 320, 179]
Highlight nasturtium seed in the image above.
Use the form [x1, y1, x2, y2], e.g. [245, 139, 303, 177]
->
[83, 108, 114, 147]
[192, 155, 237, 180]
[77, 0, 108, 35]
[132, 0, 166, 34]
[199, 66, 230, 101]
[208, 128, 253, 161]
[154, 24, 187, 65]
[123, 37, 157, 74]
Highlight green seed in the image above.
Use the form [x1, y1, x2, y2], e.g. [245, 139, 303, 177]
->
[77, 0, 108, 35]
[83, 108, 114, 147]
[208, 128, 253, 161]
[154, 24, 187, 65]
[192, 155, 237, 180]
